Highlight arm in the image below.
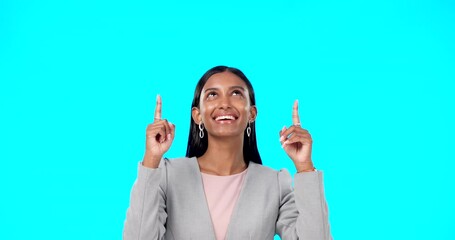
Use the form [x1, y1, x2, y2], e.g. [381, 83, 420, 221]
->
[123, 94, 175, 239]
[123, 161, 167, 240]
[277, 100, 332, 239]
[275, 169, 332, 240]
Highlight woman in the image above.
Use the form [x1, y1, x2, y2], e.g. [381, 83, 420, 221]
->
[123, 66, 332, 240]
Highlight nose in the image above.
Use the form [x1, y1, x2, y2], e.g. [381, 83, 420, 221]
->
[218, 95, 232, 109]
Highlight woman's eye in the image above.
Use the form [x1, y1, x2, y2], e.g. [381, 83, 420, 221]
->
[232, 90, 243, 96]
[207, 92, 217, 98]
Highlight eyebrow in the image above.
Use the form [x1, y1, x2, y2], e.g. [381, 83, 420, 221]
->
[204, 86, 246, 93]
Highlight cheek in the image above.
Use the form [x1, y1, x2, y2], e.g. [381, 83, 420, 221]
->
[234, 104, 251, 118]
[234, 99, 250, 111]
[199, 102, 215, 117]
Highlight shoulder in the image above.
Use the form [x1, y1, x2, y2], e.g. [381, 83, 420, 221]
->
[248, 162, 292, 183]
[249, 162, 291, 175]
[248, 162, 292, 188]
[160, 156, 196, 168]
[249, 162, 277, 174]
[158, 156, 200, 177]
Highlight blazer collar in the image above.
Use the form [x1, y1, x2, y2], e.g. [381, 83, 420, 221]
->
[189, 157, 259, 240]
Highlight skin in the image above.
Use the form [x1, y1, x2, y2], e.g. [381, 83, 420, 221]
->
[142, 71, 314, 173]
[279, 100, 315, 172]
[191, 72, 257, 175]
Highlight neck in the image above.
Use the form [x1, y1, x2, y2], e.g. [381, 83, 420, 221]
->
[198, 135, 246, 176]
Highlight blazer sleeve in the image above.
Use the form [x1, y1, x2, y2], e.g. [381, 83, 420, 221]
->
[275, 169, 332, 240]
[123, 161, 168, 240]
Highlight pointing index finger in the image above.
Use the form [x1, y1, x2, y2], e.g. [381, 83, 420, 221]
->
[292, 99, 300, 125]
[154, 94, 162, 121]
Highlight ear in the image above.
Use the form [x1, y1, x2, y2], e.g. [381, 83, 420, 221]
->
[249, 105, 258, 122]
[192, 107, 202, 124]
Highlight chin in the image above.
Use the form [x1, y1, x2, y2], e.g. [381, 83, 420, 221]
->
[211, 131, 244, 138]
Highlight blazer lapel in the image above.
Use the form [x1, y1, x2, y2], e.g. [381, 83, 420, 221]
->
[190, 157, 217, 240]
[224, 162, 257, 240]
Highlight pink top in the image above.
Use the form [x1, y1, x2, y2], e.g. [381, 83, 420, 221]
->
[201, 169, 248, 240]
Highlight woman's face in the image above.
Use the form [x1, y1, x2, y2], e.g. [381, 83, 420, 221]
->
[193, 71, 257, 139]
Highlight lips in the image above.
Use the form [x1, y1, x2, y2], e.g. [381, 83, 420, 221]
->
[215, 115, 236, 121]
[213, 113, 238, 122]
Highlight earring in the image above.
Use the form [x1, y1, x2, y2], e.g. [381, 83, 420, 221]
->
[199, 122, 205, 138]
[246, 121, 252, 137]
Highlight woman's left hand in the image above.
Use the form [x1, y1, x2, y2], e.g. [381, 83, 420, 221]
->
[279, 100, 315, 172]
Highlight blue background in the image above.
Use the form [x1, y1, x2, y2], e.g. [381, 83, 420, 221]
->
[1, 0, 454, 239]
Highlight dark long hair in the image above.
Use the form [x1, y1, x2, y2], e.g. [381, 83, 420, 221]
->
[185, 66, 262, 165]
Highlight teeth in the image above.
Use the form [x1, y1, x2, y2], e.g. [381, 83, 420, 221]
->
[215, 115, 235, 121]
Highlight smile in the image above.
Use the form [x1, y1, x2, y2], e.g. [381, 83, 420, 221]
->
[213, 114, 238, 123]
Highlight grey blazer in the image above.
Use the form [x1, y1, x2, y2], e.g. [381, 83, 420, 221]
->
[123, 157, 332, 240]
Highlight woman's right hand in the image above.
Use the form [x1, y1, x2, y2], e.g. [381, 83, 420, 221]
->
[142, 94, 175, 168]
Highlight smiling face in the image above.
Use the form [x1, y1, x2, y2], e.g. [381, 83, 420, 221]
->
[192, 71, 257, 139]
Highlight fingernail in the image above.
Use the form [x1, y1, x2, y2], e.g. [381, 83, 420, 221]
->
[279, 136, 285, 142]
[167, 133, 171, 140]
[282, 126, 287, 131]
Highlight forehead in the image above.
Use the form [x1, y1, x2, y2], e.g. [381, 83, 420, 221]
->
[203, 71, 248, 90]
